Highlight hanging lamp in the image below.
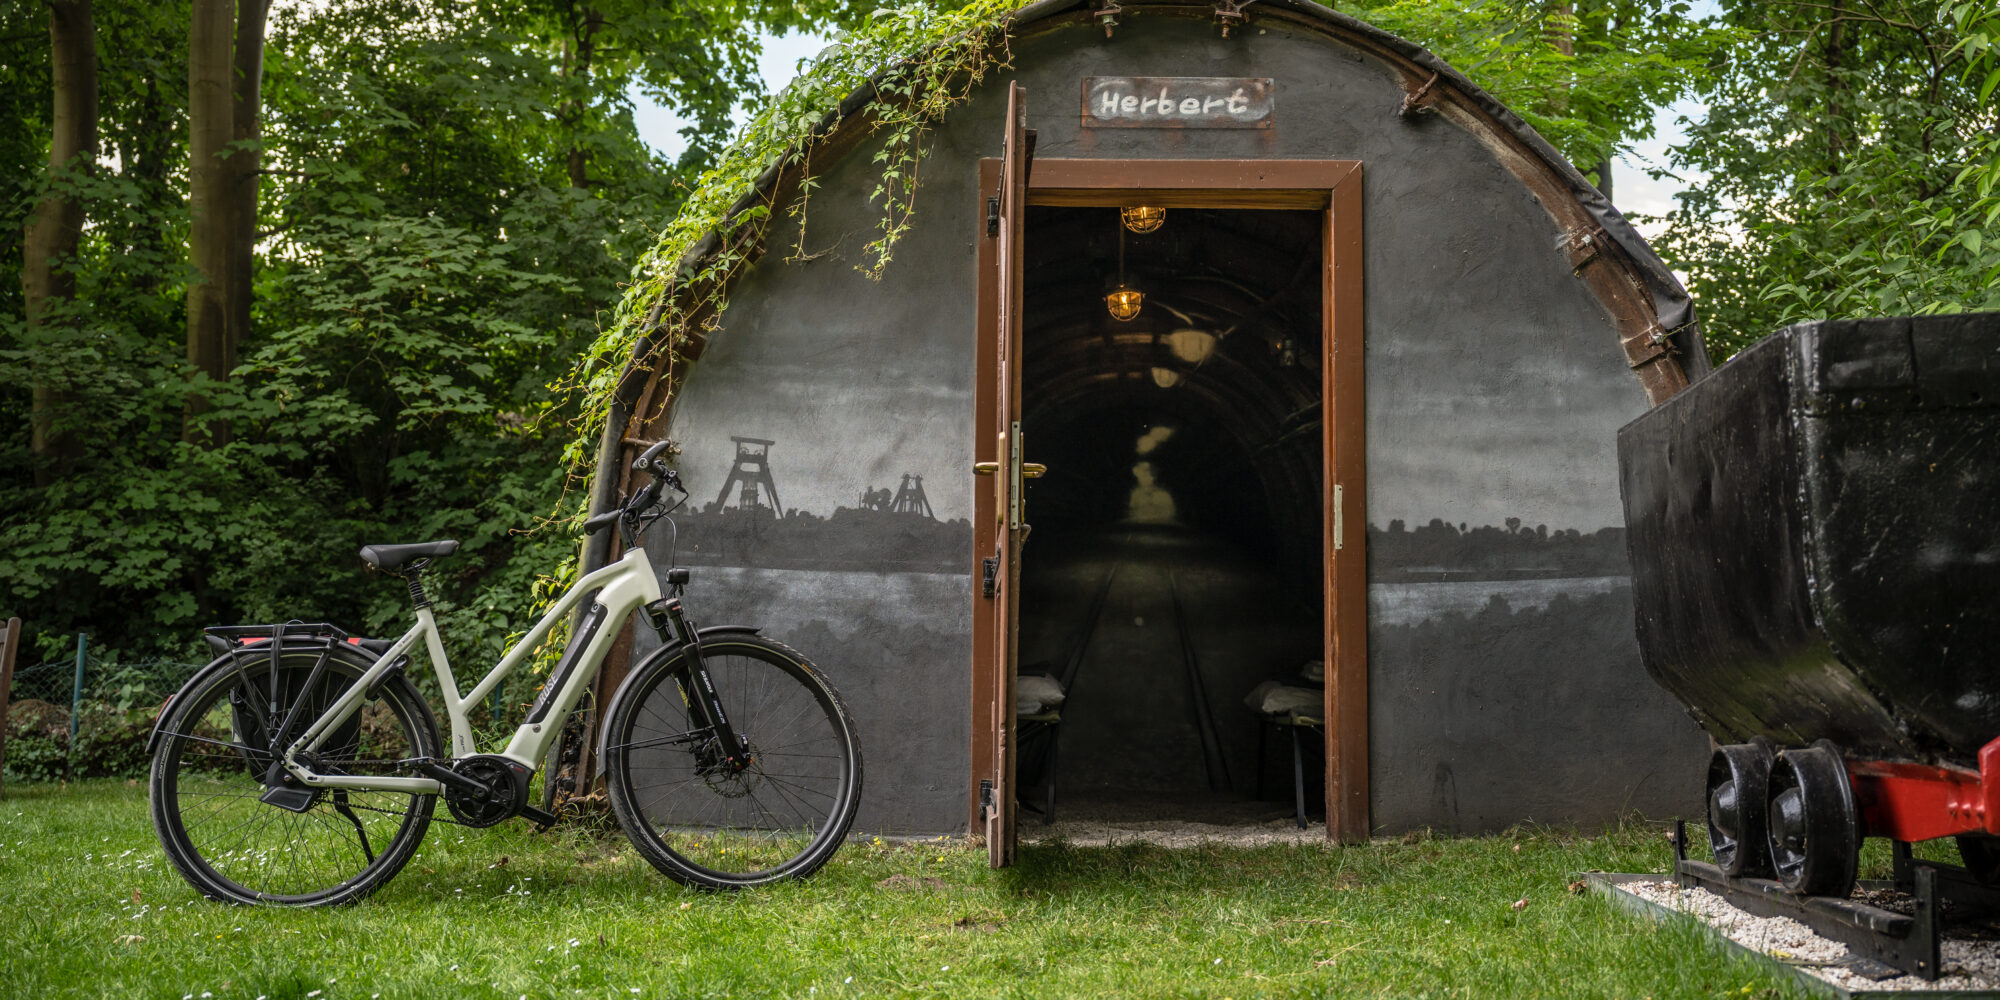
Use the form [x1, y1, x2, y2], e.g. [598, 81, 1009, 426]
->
[1120, 205, 1165, 234]
[1105, 221, 1144, 321]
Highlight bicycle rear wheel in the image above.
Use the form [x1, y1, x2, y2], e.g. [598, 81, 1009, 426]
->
[149, 647, 439, 905]
[604, 634, 862, 889]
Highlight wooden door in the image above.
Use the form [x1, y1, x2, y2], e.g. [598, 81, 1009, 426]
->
[976, 82, 1034, 868]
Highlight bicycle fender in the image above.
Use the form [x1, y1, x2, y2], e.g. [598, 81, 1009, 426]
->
[145, 638, 428, 757]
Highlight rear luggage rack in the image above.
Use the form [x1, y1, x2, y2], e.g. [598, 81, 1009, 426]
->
[205, 622, 352, 644]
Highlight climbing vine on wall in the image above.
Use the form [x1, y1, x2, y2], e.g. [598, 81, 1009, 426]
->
[558, 0, 1026, 474]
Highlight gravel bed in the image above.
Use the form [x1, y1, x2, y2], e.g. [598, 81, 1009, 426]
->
[1619, 879, 2000, 993]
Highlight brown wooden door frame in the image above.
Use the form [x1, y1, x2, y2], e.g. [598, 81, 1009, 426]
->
[971, 158, 1370, 845]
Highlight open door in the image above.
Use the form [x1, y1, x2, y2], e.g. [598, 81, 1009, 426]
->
[974, 82, 1036, 868]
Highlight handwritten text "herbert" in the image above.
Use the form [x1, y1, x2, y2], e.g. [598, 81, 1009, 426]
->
[1101, 88, 1251, 117]
[1081, 77, 1274, 129]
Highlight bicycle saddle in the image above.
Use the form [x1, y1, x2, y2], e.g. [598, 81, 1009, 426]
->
[358, 539, 459, 569]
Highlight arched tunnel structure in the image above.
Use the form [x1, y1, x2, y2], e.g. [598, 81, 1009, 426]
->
[580, 0, 1718, 848]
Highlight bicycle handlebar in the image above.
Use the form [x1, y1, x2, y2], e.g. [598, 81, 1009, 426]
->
[583, 440, 681, 537]
[633, 439, 674, 477]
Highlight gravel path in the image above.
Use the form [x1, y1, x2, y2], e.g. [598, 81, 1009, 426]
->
[1619, 879, 2000, 993]
[1018, 793, 1337, 848]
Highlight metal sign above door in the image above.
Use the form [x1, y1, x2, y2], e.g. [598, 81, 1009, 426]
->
[1081, 77, 1275, 129]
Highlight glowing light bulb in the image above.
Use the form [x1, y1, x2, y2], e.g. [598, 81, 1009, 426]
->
[1120, 206, 1165, 234]
[1105, 285, 1144, 321]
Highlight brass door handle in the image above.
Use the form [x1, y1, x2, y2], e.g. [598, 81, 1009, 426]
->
[973, 462, 1000, 476]
[1022, 463, 1047, 479]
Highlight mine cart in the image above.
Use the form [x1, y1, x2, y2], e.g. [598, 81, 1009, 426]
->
[1620, 312, 2000, 905]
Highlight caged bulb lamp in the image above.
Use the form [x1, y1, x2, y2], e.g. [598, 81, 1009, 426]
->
[1105, 218, 1144, 321]
[1105, 285, 1145, 321]
[1120, 205, 1166, 233]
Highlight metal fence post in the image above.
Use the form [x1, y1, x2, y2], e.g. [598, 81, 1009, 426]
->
[68, 632, 85, 756]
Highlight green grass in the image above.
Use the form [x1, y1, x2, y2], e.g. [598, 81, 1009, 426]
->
[0, 781, 1813, 999]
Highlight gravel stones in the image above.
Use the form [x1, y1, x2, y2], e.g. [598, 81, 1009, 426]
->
[1618, 879, 2000, 993]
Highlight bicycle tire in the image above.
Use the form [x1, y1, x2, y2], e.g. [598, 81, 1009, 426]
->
[604, 634, 862, 889]
[149, 646, 440, 905]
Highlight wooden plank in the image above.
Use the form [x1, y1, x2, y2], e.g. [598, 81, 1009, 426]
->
[1323, 164, 1370, 844]
[1031, 188, 1327, 210]
[0, 617, 20, 798]
[969, 158, 1001, 834]
[1029, 158, 1353, 192]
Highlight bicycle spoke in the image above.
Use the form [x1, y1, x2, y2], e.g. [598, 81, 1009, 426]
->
[155, 653, 436, 904]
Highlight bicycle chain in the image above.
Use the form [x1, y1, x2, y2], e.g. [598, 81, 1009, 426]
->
[304, 758, 562, 829]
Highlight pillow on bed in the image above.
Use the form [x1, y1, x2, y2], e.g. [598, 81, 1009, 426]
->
[1016, 673, 1066, 716]
[1243, 680, 1322, 716]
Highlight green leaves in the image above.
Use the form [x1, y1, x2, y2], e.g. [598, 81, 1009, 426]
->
[4, 0, 860, 660]
[565, 0, 1019, 479]
[1348, 0, 1732, 171]
[1648, 0, 2000, 360]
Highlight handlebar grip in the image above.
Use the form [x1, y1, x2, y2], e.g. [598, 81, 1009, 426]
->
[582, 508, 622, 535]
[633, 439, 676, 475]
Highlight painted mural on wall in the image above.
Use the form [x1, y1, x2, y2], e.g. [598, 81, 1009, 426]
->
[640, 260, 979, 832]
[667, 435, 972, 574]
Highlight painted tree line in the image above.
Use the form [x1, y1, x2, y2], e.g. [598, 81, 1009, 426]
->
[3, 0, 1996, 667]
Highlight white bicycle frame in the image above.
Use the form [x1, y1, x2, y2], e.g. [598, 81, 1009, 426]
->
[278, 547, 665, 794]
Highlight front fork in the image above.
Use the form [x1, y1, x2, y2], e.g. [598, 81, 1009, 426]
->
[643, 596, 751, 773]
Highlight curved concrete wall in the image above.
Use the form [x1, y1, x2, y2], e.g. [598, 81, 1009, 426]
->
[637, 11, 1709, 833]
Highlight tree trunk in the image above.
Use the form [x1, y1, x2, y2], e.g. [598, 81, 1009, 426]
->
[119, 68, 175, 291]
[563, 6, 602, 189]
[186, 0, 233, 443]
[23, 0, 98, 487]
[1823, 2, 1847, 187]
[228, 0, 269, 369]
[185, 0, 268, 445]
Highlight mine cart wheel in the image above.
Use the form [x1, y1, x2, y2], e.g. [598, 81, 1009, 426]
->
[1766, 741, 1859, 897]
[1957, 836, 2000, 885]
[1706, 742, 1775, 877]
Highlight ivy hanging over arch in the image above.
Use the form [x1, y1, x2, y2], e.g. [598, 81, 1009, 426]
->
[558, 0, 1028, 474]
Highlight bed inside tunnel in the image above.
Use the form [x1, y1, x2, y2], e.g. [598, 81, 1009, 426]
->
[1015, 204, 1330, 826]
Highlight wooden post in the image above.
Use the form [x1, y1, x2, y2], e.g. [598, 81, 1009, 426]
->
[0, 618, 22, 797]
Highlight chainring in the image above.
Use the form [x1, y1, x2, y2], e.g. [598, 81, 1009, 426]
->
[444, 754, 530, 828]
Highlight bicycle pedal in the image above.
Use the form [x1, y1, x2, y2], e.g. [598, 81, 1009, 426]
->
[518, 804, 559, 830]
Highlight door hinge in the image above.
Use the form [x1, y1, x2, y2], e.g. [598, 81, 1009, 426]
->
[981, 555, 999, 598]
[979, 779, 996, 818]
[986, 196, 1000, 238]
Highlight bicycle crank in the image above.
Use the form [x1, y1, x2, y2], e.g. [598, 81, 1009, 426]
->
[423, 755, 562, 830]
[438, 755, 531, 828]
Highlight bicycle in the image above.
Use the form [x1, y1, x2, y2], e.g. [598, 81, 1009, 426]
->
[146, 440, 863, 905]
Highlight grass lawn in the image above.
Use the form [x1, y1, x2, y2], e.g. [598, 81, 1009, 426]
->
[0, 781, 1811, 999]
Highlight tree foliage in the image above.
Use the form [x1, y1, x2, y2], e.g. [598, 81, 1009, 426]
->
[1652, 0, 2000, 360]
[1, 0, 865, 664]
[1347, 0, 1731, 186]
[7, 0, 1992, 669]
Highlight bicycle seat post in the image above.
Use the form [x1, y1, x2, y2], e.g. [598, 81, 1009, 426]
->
[404, 558, 433, 609]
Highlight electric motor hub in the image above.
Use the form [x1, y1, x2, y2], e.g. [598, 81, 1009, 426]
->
[445, 754, 532, 828]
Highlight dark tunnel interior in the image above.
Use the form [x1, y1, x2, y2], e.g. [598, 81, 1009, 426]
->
[1016, 205, 1329, 825]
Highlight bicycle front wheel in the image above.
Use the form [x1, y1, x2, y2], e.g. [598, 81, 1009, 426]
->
[149, 647, 439, 905]
[604, 634, 862, 889]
